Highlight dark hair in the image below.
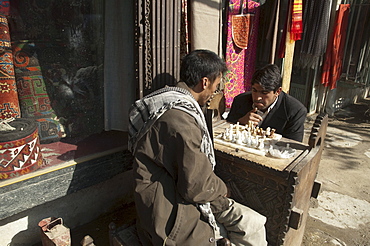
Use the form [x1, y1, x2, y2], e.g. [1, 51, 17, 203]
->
[180, 49, 227, 88]
[251, 64, 282, 92]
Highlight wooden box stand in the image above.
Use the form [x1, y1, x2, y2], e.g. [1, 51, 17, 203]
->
[213, 114, 328, 245]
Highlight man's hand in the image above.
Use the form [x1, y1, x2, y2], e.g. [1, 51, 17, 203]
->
[238, 107, 263, 125]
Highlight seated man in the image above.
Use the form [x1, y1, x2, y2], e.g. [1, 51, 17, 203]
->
[227, 64, 307, 142]
[129, 49, 267, 245]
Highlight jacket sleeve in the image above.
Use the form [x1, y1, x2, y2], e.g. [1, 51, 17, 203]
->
[168, 111, 230, 213]
[283, 104, 307, 142]
[226, 93, 251, 124]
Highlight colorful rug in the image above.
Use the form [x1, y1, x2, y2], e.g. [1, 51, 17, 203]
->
[0, 118, 43, 180]
[224, 0, 260, 108]
[0, 15, 21, 120]
[0, 1, 10, 16]
[13, 41, 63, 143]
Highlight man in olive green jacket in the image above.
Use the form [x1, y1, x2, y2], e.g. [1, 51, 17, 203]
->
[128, 50, 267, 246]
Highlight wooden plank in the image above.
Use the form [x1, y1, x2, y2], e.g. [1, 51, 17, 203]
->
[282, 37, 295, 94]
[283, 114, 328, 245]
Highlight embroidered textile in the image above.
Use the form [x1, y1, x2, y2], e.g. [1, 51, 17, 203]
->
[0, 0, 9, 16]
[13, 42, 63, 143]
[224, 0, 260, 108]
[231, 13, 254, 49]
[0, 16, 21, 120]
[0, 118, 43, 179]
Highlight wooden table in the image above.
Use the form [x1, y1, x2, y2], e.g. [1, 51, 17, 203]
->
[212, 114, 328, 246]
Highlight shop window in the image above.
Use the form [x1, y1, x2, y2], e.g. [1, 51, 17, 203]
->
[1, 0, 135, 182]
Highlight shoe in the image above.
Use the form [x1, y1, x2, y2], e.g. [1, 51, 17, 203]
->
[217, 237, 231, 246]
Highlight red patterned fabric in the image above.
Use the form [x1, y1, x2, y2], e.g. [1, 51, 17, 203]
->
[0, 118, 43, 180]
[231, 13, 254, 49]
[290, 0, 303, 42]
[0, 1, 10, 16]
[321, 4, 350, 90]
[224, 0, 260, 108]
[13, 41, 63, 143]
[278, 0, 304, 58]
[0, 15, 21, 119]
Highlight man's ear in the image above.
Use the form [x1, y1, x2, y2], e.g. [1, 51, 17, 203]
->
[276, 87, 282, 96]
[202, 77, 210, 89]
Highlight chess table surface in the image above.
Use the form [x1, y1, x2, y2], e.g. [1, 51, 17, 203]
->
[212, 120, 309, 172]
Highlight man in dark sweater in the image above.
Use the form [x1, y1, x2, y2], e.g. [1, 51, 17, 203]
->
[227, 64, 307, 142]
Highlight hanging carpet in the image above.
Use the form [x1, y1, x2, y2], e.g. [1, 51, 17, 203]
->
[224, 0, 260, 108]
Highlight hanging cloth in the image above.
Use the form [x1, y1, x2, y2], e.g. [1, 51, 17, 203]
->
[224, 0, 260, 108]
[278, 0, 303, 58]
[278, 2, 289, 59]
[321, 4, 350, 90]
[231, 1, 254, 49]
[190, 0, 224, 55]
[297, 0, 331, 69]
[290, 0, 303, 42]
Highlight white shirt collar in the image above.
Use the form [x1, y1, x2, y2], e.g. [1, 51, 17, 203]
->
[253, 96, 279, 126]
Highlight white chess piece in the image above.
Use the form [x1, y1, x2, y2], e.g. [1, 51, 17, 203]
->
[258, 136, 266, 150]
[266, 127, 271, 137]
[242, 130, 248, 143]
[236, 131, 243, 145]
[243, 131, 251, 146]
[224, 128, 229, 141]
[232, 133, 236, 143]
[251, 136, 258, 148]
[228, 124, 234, 142]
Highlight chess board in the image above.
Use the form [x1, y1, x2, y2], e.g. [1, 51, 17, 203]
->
[213, 121, 283, 157]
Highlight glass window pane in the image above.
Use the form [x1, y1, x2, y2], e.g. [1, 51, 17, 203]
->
[9, 0, 105, 142]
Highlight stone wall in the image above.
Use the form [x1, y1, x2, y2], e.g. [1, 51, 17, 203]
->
[0, 151, 134, 246]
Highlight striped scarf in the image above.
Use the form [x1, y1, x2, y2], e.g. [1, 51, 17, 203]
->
[128, 86, 215, 168]
[290, 0, 303, 42]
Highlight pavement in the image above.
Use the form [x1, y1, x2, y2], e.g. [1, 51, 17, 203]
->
[302, 97, 370, 246]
